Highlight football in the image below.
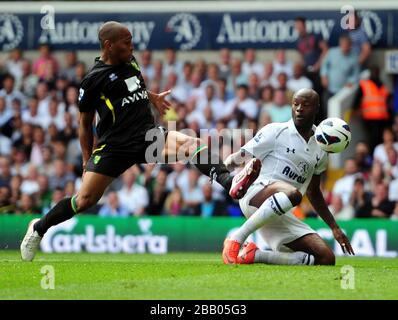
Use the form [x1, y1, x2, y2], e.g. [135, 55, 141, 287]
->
[315, 118, 351, 153]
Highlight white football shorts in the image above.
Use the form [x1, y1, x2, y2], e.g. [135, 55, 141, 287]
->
[239, 181, 316, 252]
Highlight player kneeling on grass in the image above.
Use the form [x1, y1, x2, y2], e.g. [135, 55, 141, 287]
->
[223, 88, 355, 266]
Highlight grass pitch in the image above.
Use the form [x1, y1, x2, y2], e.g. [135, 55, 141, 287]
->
[0, 251, 397, 300]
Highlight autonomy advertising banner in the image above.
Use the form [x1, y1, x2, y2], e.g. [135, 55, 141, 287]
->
[0, 9, 396, 51]
[1, 215, 397, 257]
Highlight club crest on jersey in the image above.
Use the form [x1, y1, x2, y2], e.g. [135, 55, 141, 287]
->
[282, 166, 307, 184]
[297, 161, 309, 175]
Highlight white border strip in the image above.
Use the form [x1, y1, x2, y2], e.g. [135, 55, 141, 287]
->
[1, 1, 398, 13]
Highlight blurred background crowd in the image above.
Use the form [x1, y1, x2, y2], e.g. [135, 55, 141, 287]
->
[0, 15, 397, 220]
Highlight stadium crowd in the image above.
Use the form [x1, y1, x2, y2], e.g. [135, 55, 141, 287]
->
[0, 16, 397, 219]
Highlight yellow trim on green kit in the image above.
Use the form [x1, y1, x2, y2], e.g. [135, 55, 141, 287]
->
[100, 94, 116, 124]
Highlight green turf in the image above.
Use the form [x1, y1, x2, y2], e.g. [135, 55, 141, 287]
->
[0, 251, 397, 300]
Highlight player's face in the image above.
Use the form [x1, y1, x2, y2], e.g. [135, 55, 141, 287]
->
[112, 29, 133, 63]
[292, 95, 316, 129]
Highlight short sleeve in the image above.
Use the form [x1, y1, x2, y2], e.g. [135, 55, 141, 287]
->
[314, 152, 328, 175]
[241, 124, 277, 160]
[78, 78, 101, 112]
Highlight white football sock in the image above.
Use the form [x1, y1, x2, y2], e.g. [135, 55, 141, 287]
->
[230, 192, 293, 244]
[254, 250, 315, 265]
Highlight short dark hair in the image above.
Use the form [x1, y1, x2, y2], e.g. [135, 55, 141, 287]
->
[295, 17, 306, 24]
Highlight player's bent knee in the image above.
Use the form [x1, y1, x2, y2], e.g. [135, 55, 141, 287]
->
[315, 250, 336, 266]
[287, 188, 302, 206]
[75, 194, 98, 212]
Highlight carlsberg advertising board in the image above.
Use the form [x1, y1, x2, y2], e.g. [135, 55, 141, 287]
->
[0, 216, 397, 257]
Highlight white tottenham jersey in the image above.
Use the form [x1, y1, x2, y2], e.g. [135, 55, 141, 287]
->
[241, 119, 328, 195]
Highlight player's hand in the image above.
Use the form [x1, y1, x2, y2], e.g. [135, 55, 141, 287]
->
[333, 228, 355, 255]
[152, 90, 172, 116]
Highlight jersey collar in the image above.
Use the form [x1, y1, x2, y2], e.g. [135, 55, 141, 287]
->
[287, 119, 317, 143]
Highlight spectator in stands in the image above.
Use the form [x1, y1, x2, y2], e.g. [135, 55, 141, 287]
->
[147, 168, 169, 215]
[20, 164, 40, 195]
[0, 73, 26, 110]
[369, 182, 395, 218]
[354, 141, 373, 175]
[0, 157, 12, 187]
[263, 88, 291, 123]
[0, 96, 13, 128]
[36, 174, 52, 213]
[20, 59, 39, 98]
[354, 66, 391, 152]
[261, 61, 278, 88]
[194, 183, 227, 217]
[32, 44, 59, 82]
[163, 48, 183, 79]
[71, 61, 86, 87]
[242, 48, 263, 77]
[49, 159, 75, 190]
[9, 174, 22, 208]
[295, 16, 329, 74]
[13, 122, 32, 159]
[218, 48, 231, 80]
[350, 177, 373, 218]
[22, 97, 41, 126]
[295, 16, 328, 105]
[0, 132, 11, 156]
[5, 48, 24, 90]
[272, 49, 293, 79]
[373, 128, 398, 167]
[246, 73, 260, 100]
[117, 168, 149, 216]
[99, 191, 129, 217]
[16, 193, 38, 214]
[217, 78, 234, 103]
[0, 185, 14, 213]
[287, 62, 313, 93]
[382, 144, 398, 182]
[139, 49, 154, 82]
[30, 126, 46, 166]
[329, 193, 354, 220]
[195, 83, 225, 122]
[223, 84, 258, 128]
[181, 168, 203, 215]
[228, 57, 247, 92]
[321, 34, 360, 112]
[332, 158, 362, 207]
[275, 72, 294, 103]
[164, 186, 184, 216]
[60, 51, 78, 82]
[348, 11, 372, 68]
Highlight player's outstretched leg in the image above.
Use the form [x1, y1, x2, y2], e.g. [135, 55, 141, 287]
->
[20, 171, 113, 261]
[223, 181, 302, 264]
[162, 131, 261, 200]
[236, 242, 314, 265]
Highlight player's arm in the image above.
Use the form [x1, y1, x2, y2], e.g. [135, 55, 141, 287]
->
[79, 111, 95, 171]
[148, 90, 172, 115]
[306, 174, 355, 255]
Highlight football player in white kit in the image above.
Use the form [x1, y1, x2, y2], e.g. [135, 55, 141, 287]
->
[223, 88, 355, 265]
